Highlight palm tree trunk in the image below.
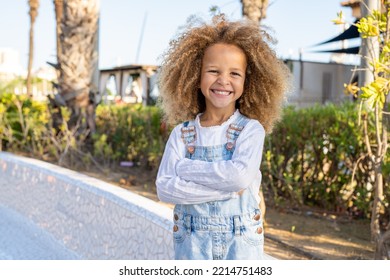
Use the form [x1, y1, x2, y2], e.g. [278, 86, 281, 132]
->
[53, 0, 63, 63]
[47, 0, 64, 133]
[57, 0, 99, 134]
[27, 0, 40, 97]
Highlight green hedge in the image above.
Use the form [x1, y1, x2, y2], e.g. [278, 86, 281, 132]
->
[262, 103, 389, 217]
[0, 92, 388, 218]
[0, 93, 50, 156]
[94, 104, 164, 169]
[0, 94, 165, 170]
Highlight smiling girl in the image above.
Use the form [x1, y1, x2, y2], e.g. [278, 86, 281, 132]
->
[156, 14, 290, 260]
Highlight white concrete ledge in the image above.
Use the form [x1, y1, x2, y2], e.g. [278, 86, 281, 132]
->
[0, 152, 174, 260]
[0, 152, 275, 260]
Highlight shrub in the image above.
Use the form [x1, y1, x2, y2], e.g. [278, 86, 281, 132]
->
[94, 104, 164, 170]
[0, 93, 50, 156]
[262, 102, 388, 218]
[1, 91, 386, 218]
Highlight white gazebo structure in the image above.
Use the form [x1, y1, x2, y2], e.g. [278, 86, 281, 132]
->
[99, 64, 158, 105]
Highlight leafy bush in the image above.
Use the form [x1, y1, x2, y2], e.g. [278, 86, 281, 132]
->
[94, 104, 164, 170]
[0, 93, 50, 156]
[1, 92, 387, 218]
[262, 102, 388, 218]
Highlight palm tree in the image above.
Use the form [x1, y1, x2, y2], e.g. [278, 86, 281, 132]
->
[56, 0, 100, 134]
[27, 0, 40, 97]
[240, 0, 268, 22]
[53, 0, 63, 62]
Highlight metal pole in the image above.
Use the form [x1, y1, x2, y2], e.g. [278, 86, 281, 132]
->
[135, 12, 148, 64]
[359, 0, 379, 88]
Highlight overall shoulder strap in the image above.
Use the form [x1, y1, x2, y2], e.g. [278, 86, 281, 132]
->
[235, 114, 250, 127]
[225, 115, 250, 150]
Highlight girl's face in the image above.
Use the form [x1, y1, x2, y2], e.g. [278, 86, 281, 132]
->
[200, 43, 247, 115]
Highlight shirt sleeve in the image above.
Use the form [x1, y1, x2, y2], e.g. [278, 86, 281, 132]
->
[155, 125, 237, 205]
[175, 120, 265, 193]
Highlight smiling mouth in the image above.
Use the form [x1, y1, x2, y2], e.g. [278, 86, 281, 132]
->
[211, 89, 232, 96]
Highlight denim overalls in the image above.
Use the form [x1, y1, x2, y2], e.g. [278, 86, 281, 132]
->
[173, 115, 264, 260]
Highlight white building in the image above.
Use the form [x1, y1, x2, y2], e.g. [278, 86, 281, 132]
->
[285, 59, 356, 108]
[99, 64, 158, 106]
[31, 65, 58, 101]
[0, 48, 25, 81]
[0, 48, 57, 100]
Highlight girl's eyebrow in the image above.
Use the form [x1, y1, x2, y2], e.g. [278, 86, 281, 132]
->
[203, 64, 218, 67]
[230, 67, 246, 73]
[204, 65, 245, 71]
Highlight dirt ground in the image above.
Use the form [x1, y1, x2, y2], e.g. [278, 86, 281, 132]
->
[81, 166, 376, 260]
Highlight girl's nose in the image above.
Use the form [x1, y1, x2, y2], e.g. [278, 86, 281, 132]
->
[217, 75, 230, 85]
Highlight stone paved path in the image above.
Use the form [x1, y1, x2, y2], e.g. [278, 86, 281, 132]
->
[0, 204, 80, 260]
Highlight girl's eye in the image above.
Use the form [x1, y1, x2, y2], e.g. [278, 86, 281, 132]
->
[231, 72, 241, 77]
[208, 70, 218, 73]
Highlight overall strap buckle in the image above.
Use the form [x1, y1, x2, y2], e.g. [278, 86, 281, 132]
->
[181, 121, 196, 154]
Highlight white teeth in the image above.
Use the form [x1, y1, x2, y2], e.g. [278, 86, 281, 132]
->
[213, 90, 230, 96]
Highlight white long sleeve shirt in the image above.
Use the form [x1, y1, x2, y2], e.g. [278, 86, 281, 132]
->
[156, 110, 265, 205]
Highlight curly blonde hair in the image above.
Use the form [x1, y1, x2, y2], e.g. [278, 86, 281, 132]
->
[158, 14, 291, 133]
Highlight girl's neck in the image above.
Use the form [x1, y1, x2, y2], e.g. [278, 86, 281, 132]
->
[200, 109, 237, 127]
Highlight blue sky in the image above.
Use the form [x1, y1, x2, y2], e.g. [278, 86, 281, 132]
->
[0, 0, 356, 70]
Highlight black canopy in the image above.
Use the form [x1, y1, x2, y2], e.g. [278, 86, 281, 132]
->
[315, 22, 359, 46]
[308, 19, 360, 54]
[313, 46, 360, 54]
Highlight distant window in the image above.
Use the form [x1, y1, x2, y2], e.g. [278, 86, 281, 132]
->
[103, 74, 118, 103]
[123, 74, 141, 103]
